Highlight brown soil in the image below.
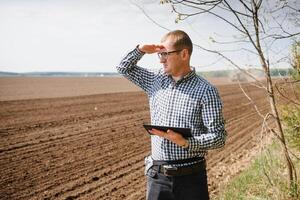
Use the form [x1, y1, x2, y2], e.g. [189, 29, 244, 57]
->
[0, 78, 275, 200]
[0, 77, 233, 101]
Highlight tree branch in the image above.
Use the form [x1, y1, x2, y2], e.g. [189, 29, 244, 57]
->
[170, 1, 248, 35]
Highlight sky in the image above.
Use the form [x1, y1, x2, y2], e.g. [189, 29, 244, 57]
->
[0, 0, 298, 73]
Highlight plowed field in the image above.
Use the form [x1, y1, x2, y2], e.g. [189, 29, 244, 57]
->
[0, 77, 275, 200]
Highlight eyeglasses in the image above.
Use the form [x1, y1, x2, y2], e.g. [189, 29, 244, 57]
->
[157, 49, 183, 59]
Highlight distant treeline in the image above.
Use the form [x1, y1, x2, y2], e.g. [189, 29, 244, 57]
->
[198, 68, 293, 78]
[0, 71, 119, 77]
[0, 68, 293, 77]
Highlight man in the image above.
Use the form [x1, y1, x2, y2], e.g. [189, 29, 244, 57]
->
[116, 30, 227, 200]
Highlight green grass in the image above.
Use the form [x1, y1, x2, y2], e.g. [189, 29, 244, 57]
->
[280, 105, 300, 150]
[214, 73, 299, 200]
[216, 140, 300, 200]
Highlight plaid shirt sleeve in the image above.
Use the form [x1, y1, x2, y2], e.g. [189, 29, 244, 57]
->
[188, 86, 227, 152]
[116, 47, 157, 94]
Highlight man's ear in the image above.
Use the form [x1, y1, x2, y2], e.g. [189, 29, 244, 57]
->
[181, 49, 189, 61]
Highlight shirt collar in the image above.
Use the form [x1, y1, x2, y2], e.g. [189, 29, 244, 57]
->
[183, 67, 196, 80]
[168, 67, 196, 84]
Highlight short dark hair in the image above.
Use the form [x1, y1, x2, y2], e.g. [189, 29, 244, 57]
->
[161, 30, 193, 55]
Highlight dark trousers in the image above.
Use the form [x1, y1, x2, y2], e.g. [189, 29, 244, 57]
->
[146, 167, 209, 200]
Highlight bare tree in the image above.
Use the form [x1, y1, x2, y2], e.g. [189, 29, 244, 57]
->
[138, 0, 300, 195]
[162, 0, 299, 194]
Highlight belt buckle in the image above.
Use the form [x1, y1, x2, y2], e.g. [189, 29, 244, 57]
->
[163, 166, 178, 176]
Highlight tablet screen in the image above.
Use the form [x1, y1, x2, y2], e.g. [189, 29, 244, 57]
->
[143, 124, 192, 138]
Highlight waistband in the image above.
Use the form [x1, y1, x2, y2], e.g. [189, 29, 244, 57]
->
[152, 160, 206, 176]
[152, 156, 205, 166]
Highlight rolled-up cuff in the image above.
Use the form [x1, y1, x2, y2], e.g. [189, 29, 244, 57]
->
[134, 45, 146, 57]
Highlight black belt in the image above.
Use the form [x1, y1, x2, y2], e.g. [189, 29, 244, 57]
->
[152, 156, 204, 166]
[152, 157, 206, 177]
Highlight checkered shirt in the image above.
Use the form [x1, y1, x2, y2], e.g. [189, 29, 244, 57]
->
[116, 47, 227, 165]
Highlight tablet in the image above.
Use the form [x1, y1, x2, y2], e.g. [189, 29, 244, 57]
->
[143, 124, 192, 138]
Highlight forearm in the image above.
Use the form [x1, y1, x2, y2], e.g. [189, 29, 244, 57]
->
[187, 128, 227, 152]
[116, 46, 145, 75]
[116, 46, 159, 93]
[186, 86, 227, 151]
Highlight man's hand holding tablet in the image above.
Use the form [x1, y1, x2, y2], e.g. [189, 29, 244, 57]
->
[143, 124, 191, 148]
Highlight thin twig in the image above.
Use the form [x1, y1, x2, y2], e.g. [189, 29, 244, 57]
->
[237, 80, 265, 118]
[274, 82, 300, 106]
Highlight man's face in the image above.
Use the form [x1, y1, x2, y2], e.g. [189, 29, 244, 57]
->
[159, 38, 183, 76]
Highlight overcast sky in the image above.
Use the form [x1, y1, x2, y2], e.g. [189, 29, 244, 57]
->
[0, 0, 298, 73]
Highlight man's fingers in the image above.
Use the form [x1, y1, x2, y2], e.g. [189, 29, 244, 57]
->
[149, 129, 180, 138]
[148, 129, 186, 147]
[156, 45, 165, 52]
[154, 45, 165, 52]
[149, 129, 167, 137]
[167, 129, 174, 134]
[149, 129, 179, 140]
[139, 44, 165, 54]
